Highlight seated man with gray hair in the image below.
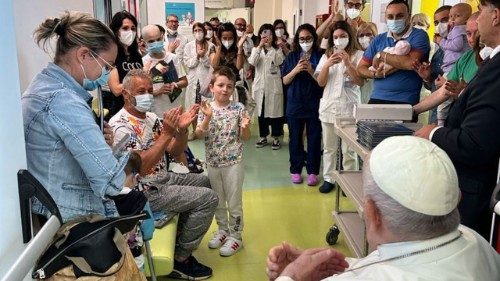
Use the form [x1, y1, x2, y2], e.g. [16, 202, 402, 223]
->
[266, 136, 500, 281]
[109, 69, 218, 280]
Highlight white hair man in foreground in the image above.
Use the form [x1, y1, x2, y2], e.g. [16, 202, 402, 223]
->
[267, 136, 500, 281]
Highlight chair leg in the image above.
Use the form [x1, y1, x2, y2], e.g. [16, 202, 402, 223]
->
[144, 240, 157, 281]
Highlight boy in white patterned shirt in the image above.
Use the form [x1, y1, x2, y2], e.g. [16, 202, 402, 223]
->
[195, 66, 251, 256]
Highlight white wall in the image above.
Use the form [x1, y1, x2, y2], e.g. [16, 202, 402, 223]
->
[13, 1, 94, 93]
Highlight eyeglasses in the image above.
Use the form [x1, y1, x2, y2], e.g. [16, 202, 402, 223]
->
[298, 36, 313, 43]
[90, 51, 115, 74]
[346, 2, 363, 9]
[168, 20, 179, 23]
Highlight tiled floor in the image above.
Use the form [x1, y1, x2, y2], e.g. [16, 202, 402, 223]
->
[158, 125, 354, 281]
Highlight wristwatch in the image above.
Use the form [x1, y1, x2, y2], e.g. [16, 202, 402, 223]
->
[375, 52, 382, 60]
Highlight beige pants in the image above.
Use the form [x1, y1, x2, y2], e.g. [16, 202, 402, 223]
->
[321, 122, 358, 184]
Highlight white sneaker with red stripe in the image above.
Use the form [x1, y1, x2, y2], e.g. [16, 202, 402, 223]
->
[208, 230, 228, 249]
[219, 237, 243, 256]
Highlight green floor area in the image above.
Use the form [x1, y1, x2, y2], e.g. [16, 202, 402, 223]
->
[156, 124, 355, 281]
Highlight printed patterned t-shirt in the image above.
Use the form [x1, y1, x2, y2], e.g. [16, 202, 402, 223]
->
[198, 101, 248, 167]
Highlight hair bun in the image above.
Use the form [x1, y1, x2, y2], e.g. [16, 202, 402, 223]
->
[53, 18, 64, 36]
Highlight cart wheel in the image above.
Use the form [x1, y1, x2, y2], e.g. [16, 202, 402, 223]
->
[326, 225, 340, 245]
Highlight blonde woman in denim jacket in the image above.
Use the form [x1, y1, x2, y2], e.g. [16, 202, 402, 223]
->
[22, 11, 128, 222]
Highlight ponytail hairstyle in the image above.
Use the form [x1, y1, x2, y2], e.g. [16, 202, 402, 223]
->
[34, 11, 118, 64]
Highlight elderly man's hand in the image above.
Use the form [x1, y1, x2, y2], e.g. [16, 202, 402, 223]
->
[103, 122, 114, 147]
[444, 79, 467, 98]
[279, 248, 349, 281]
[414, 124, 438, 140]
[266, 242, 302, 281]
[178, 105, 200, 131]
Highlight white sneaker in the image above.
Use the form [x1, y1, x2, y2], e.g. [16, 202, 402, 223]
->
[219, 237, 243, 256]
[208, 230, 228, 249]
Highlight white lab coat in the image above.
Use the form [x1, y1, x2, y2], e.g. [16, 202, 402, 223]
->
[276, 226, 500, 281]
[247, 46, 285, 118]
[183, 40, 214, 109]
[314, 50, 364, 123]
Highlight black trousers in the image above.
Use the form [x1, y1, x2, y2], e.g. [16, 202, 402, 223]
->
[258, 97, 283, 138]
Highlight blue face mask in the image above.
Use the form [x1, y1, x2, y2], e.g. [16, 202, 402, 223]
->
[80, 65, 110, 91]
[147, 41, 165, 54]
[80, 52, 112, 91]
[386, 19, 407, 34]
[134, 93, 154, 113]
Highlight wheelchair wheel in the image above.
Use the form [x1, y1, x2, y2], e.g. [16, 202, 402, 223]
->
[326, 225, 340, 245]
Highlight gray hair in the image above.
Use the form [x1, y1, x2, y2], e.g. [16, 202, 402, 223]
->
[122, 69, 152, 91]
[363, 156, 460, 241]
[34, 11, 117, 64]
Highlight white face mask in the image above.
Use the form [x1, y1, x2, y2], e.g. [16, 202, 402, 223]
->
[275, 28, 284, 38]
[334, 38, 349, 50]
[358, 36, 372, 49]
[413, 24, 427, 30]
[300, 41, 313, 52]
[119, 30, 136, 47]
[346, 8, 361, 19]
[206, 30, 213, 39]
[479, 46, 494, 60]
[437, 22, 448, 37]
[194, 31, 204, 41]
[166, 27, 177, 36]
[236, 30, 244, 37]
[222, 40, 234, 49]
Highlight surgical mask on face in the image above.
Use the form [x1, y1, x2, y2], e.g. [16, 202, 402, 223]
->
[413, 24, 427, 30]
[147, 41, 165, 54]
[236, 30, 244, 37]
[437, 22, 449, 37]
[275, 28, 284, 38]
[334, 38, 349, 50]
[166, 28, 177, 36]
[479, 46, 494, 60]
[194, 31, 204, 41]
[346, 8, 361, 19]
[134, 93, 154, 113]
[119, 30, 136, 47]
[358, 36, 372, 49]
[386, 19, 407, 34]
[300, 41, 313, 52]
[222, 40, 234, 49]
[206, 30, 213, 39]
[81, 64, 109, 91]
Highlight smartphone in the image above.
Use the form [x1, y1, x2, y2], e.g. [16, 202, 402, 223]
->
[300, 52, 311, 61]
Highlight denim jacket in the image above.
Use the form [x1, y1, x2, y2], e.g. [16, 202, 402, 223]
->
[22, 63, 127, 222]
